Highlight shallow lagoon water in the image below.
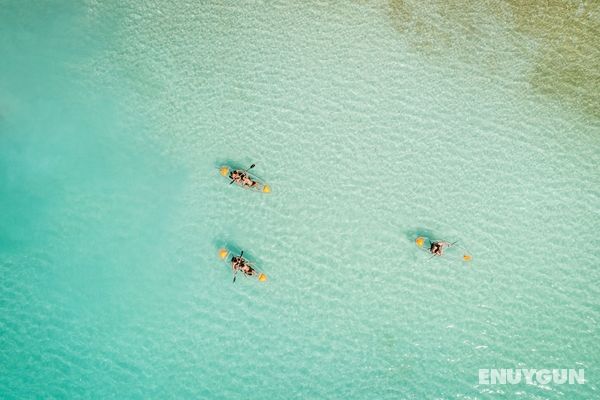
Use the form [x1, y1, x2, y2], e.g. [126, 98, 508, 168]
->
[1, 1, 599, 398]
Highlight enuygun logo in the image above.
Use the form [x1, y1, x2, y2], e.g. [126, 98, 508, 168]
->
[479, 369, 585, 385]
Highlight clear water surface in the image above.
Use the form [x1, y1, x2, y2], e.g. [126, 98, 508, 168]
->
[1, 1, 599, 399]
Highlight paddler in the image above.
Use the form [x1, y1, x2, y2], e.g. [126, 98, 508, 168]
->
[241, 173, 256, 188]
[229, 170, 244, 184]
[231, 254, 256, 278]
[430, 241, 451, 256]
[229, 169, 257, 188]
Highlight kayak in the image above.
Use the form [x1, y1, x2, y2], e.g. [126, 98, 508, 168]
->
[219, 165, 271, 193]
[218, 248, 268, 282]
[415, 236, 472, 262]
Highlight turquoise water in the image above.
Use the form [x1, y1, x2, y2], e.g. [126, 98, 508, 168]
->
[1, 1, 599, 398]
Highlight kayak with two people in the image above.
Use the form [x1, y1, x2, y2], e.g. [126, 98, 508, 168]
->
[219, 163, 271, 193]
[218, 248, 268, 283]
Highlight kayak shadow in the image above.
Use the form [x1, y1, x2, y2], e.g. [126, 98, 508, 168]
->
[404, 227, 437, 242]
[213, 159, 254, 171]
[212, 238, 258, 263]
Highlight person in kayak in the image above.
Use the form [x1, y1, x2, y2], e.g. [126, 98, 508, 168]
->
[229, 170, 244, 184]
[229, 169, 257, 188]
[430, 241, 451, 256]
[241, 173, 257, 188]
[231, 254, 256, 277]
[241, 262, 256, 276]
